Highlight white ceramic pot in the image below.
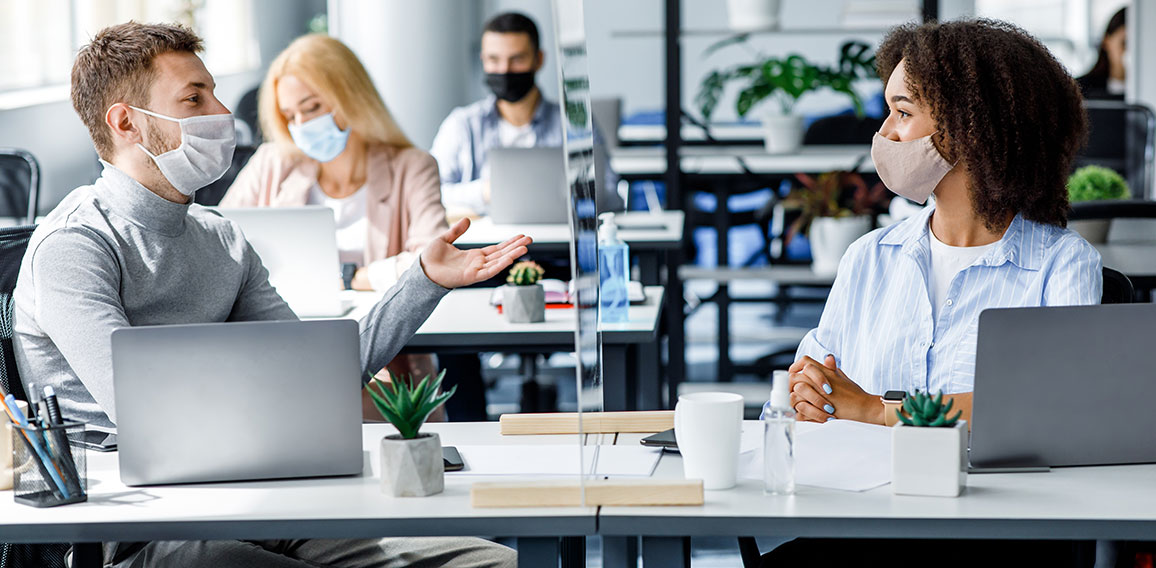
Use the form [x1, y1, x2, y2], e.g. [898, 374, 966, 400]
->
[891, 421, 968, 497]
[761, 113, 804, 154]
[726, 0, 781, 31]
[502, 284, 545, 323]
[809, 215, 872, 276]
[380, 432, 444, 497]
[1069, 219, 1110, 244]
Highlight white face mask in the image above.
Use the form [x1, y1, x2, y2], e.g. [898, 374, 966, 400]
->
[870, 132, 954, 204]
[132, 106, 236, 196]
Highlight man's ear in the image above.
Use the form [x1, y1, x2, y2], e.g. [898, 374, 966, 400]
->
[105, 103, 143, 146]
[534, 50, 546, 72]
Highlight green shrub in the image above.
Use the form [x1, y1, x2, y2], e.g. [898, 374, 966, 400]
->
[1068, 165, 1130, 203]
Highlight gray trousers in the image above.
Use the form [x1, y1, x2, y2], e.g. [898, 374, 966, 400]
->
[108, 537, 516, 568]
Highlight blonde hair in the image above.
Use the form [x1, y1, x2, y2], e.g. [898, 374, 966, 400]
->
[259, 34, 412, 153]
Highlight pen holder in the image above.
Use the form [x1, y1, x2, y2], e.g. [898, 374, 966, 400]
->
[12, 421, 87, 507]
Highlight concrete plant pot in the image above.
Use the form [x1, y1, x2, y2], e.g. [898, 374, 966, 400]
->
[503, 284, 545, 323]
[726, 0, 781, 31]
[809, 215, 872, 275]
[380, 432, 444, 497]
[761, 113, 804, 154]
[1069, 219, 1110, 243]
[891, 421, 968, 497]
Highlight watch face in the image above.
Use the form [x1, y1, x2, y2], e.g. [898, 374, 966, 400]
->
[882, 390, 907, 403]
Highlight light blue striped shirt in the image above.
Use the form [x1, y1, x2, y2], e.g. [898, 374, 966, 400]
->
[770, 205, 1101, 407]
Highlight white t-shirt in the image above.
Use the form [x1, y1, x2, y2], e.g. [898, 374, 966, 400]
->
[498, 119, 537, 148]
[307, 183, 368, 266]
[928, 224, 998, 321]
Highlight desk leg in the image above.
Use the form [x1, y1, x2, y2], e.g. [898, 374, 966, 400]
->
[560, 536, 585, 568]
[665, 248, 686, 408]
[603, 536, 639, 568]
[642, 536, 690, 568]
[636, 338, 661, 410]
[604, 345, 630, 411]
[517, 537, 558, 568]
[638, 253, 660, 286]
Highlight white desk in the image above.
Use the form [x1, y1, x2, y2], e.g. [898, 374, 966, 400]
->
[611, 145, 874, 177]
[342, 286, 667, 411]
[602, 424, 1156, 567]
[618, 123, 765, 145]
[456, 211, 684, 256]
[0, 423, 593, 566]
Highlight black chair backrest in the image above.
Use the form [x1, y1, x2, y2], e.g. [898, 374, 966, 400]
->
[1077, 101, 1156, 199]
[1069, 199, 1156, 221]
[194, 145, 258, 207]
[0, 225, 35, 402]
[803, 114, 883, 145]
[0, 149, 40, 225]
[235, 86, 261, 144]
[1102, 266, 1134, 304]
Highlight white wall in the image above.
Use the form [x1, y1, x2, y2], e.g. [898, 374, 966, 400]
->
[0, 0, 323, 213]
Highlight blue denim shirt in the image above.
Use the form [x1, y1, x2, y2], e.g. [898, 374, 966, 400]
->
[429, 94, 620, 214]
[761, 205, 1102, 418]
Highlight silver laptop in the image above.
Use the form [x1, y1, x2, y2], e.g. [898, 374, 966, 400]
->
[970, 303, 1156, 470]
[111, 320, 364, 486]
[489, 147, 569, 224]
[214, 206, 349, 317]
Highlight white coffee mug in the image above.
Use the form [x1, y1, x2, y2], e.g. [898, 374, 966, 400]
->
[2, 400, 30, 491]
[674, 392, 743, 490]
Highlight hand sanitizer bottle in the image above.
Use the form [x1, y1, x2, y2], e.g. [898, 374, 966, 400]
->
[764, 370, 796, 495]
[598, 212, 630, 323]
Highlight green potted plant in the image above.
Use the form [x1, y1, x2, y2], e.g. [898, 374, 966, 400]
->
[367, 370, 456, 497]
[783, 170, 887, 275]
[891, 391, 967, 497]
[696, 39, 876, 153]
[1067, 165, 1130, 243]
[503, 260, 546, 323]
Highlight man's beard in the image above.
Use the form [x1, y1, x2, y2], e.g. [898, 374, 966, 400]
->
[141, 117, 181, 182]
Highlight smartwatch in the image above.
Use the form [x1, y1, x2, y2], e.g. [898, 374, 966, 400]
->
[882, 390, 907, 426]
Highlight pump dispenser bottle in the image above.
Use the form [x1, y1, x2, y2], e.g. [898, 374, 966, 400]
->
[764, 370, 796, 495]
[598, 212, 629, 323]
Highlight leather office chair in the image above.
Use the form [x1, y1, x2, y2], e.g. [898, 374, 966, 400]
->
[0, 149, 40, 225]
[193, 144, 258, 206]
[0, 225, 101, 568]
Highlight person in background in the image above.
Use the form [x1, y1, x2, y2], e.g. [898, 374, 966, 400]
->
[430, 11, 621, 220]
[15, 21, 524, 567]
[1077, 7, 1126, 99]
[221, 34, 447, 407]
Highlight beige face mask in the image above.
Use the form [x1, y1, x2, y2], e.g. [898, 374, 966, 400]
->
[871, 132, 954, 204]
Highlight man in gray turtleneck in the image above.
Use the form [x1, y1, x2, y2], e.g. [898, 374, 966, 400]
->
[12, 21, 525, 568]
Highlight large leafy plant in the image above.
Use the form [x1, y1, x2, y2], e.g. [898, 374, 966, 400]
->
[782, 169, 887, 242]
[696, 39, 876, 121]
[366, 370, 456, 439]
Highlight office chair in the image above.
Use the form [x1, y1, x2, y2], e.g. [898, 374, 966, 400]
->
[802, 113, 883, 145]
[234, 86, 261, 144]
[0, 149, 40, 225]
[1078, 101, 1156, 199]
[0, 225, 102, 568]
[194, 145, 258, 206]
[1101, 266, 1133, 305]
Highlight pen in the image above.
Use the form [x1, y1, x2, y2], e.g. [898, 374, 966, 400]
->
[27, 382, 41, 424]
[4, 394, 70, 499]
[42, 385, 63, 425]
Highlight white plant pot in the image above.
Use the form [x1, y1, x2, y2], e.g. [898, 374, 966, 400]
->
[891, 421, 968, 497]
[761, 113, 804, 154]
[726, 0, 781, 31]
[502, 284, 545, 323]
[808, 215, 872, 276]
[1069, 219, 1111, 244]
[380, 432, 444, 497]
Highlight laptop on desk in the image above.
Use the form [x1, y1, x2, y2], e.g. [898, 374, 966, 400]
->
[111, 320, 364, 486]
[214, 206, 350, 317]
[489, 147, 569, 224]
[969, 303, 1156, 470]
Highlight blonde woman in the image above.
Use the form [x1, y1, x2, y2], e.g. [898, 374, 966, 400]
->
[223, 34, 448, 292]
[223, 35, 447, 415]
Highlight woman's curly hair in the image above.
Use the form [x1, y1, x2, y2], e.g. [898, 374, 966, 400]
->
[876, 19, 1087, 229]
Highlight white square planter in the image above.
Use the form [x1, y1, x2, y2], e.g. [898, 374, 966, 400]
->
[891, 421, 967, 497]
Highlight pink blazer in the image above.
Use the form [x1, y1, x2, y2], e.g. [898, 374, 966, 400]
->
[221, 142, 449, 277]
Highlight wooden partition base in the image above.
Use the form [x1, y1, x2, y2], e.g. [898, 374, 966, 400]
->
[471, 479, 703, 508]
[499, 411, 674, 435]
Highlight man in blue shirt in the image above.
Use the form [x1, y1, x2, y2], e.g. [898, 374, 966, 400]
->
[430, 11, 620, 219]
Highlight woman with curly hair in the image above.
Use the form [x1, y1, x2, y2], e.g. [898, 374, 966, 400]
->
[768, 18, 1101, 430]
[760, 18, 1101, 568]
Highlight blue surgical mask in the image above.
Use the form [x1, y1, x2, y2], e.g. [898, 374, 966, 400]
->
[288, 113, 349, 162]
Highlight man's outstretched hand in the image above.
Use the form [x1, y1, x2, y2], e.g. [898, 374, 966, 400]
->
[420, 218, 532, 289]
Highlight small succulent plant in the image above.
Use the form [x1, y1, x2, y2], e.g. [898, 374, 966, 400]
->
[897, 391, 961, 428]
[507, 260, 544, 286]
[366, 370, 456, 439]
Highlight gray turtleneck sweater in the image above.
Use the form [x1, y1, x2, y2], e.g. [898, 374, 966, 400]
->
[12, 164, 448, 430]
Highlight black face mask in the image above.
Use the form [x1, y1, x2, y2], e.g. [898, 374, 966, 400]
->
[485, 71, 536, 102]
